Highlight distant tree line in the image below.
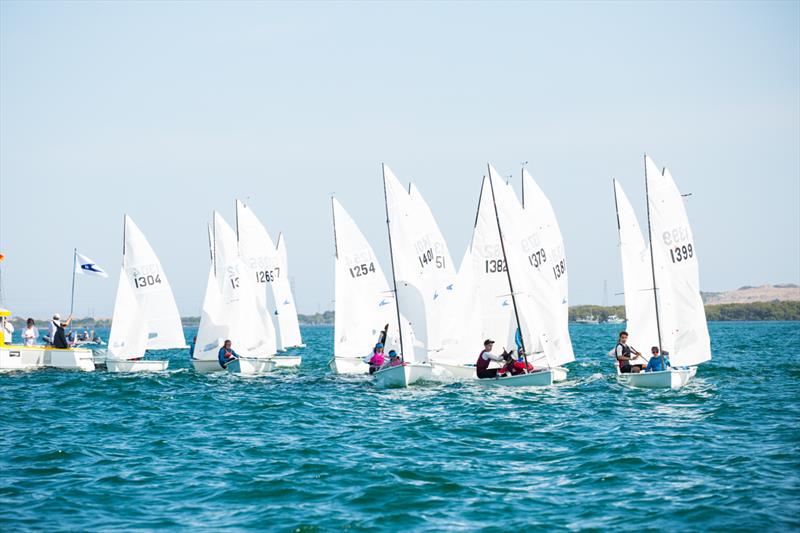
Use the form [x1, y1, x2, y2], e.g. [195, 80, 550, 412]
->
[10, 301, 798, 329]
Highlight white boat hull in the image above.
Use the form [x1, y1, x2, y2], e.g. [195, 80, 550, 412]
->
[106, 359, 169, 372]
[270, 355, 302, 368]
[478, 369, 554, 387]
[329, 357, 369, 375]
[551, 366, 569, 382]
[0, 346, 95, 372]
[192, 358, 225, 373]
[374, 362, 432, 388]
[431, 362, 478, 380]
[617, 366, 697, 389]
[226, 357, 276, 375]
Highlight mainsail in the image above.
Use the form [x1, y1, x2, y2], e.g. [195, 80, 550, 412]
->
[272, 233, 303, 348]
[108, 216, 185, 360]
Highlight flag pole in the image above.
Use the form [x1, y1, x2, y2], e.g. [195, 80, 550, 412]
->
[69, 248, 77, 316]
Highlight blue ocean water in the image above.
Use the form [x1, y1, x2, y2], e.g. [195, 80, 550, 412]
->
[1, 322, 798, 531]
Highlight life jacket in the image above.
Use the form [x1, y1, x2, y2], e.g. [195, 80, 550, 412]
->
[369, 353, 385, 367]
[616, 342, 631, 358]
[476, 351, 491, 373]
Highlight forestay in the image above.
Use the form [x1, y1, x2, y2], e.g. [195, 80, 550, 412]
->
[108, 216, 185, 360]
[383, 166, 456, 357]
[332, 197, 401, 358]
[645, 156, 711, 366]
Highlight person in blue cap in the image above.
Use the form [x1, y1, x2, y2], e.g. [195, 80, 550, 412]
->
[364, 343, 386, 374]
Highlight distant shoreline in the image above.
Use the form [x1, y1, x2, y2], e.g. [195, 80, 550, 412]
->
[9, 301, 798, 327]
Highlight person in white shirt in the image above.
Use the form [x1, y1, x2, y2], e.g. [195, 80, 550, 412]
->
[475, 339, 508, 379]
[22, 318, 39, 346]
[1, 316, 14, 345]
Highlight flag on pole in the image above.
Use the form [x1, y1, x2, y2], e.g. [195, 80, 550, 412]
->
[75, 252, 108, 278]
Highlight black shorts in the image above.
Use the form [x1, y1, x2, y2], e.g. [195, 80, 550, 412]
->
[620, 363, 632, 374]
[477, 368, 499, 379]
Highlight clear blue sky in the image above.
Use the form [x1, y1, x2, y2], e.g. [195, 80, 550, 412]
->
[1, 1, 798, 317]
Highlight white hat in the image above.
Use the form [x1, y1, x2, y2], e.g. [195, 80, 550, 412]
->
[53, 314, 61, 321]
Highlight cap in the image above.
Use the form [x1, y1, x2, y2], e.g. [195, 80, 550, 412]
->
[53, 314, 61, 320]
[375, 343, 384, 349]
[389, 350, 398, 357]
[484, 339, 494, 345]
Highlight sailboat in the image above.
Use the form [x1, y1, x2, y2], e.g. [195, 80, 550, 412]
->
[330, 197, 402, 374]
[519, 167, 574, 381]
[272, 233, 305, 351]
[611, 155, 711, 389]
[373, 164, 437, 387]
[235, 200, 301, 368]
[192, 212, 277, 375]
[473, 165, 564, 387]
[106, 216, 186, 372]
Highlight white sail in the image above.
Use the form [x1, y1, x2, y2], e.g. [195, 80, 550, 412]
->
[435, 247, 483, 365]
[486, 165, 557, 364]
[613, 179, 660, 353]
[272, 234, 303, 348]
[195, 212, 276, 362]
[332, 197, 402, 358]
[108, 216, 185, 360]
[645, 156, 711, 366]
[521, 169, 574, 365]
[235, 200, 279, 350]
[383, 166, 456, 358]
[469, 177, 516, 349]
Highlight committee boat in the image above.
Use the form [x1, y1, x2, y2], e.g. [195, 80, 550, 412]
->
[0, 309, 95, 371]
[611, 155, 711, 389]
[192, 212, 277, 375]
[106, 216, 186, 372]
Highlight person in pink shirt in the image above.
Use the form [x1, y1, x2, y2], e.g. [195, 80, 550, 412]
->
[387, 350, 403, 367]
[365, 343, 385, 374]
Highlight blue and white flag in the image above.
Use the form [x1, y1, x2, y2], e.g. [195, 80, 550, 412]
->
[75, 252, 108, 278]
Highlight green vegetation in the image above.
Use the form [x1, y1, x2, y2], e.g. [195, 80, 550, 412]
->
[704, 301, 800, 321]
[298, 311, 334, 325]
[568, 305, 626, 323]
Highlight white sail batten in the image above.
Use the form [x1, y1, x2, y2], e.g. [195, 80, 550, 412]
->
[613, 179, 660, 354]
[108, 216, 185, 360]
[332, 197, 401, 359]
[272, 234, 303, 348]
[645, 156, 711, 366]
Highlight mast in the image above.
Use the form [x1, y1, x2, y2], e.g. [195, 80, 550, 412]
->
[69, 248, 77, 317]
[382, 163, 405, 362]
[643, 154, 665, 366]
[486, 164, 531, 372]
[331, 196, 339, 259]
[212, 213, 217, 279]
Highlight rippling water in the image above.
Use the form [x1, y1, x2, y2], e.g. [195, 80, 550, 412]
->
[1, 322, 799, 531]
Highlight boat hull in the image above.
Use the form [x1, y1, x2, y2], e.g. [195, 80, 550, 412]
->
[270, 355, 302, 368]
[431, 362, 478, 380]
[106, 359, 169, 372]
[226, 357, 276, 375]
[374, 362, 432, 388]
[192, 358, 224, 373]
[478, 369, 554, 387]
[617, 367, 697, 389]
[329, 357, 369, 375]
[0, 346, 95, 372]
[551, 366, 569, 382]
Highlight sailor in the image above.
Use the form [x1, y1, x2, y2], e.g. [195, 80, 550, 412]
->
[615, 331, 644, 374]
[217, 339, 239, 368]
[52, 315, 73, 349]
[22, 318, 38, 346]
[189, 335, 197, 358]
[1, 316, 13, 344]
[386, 350, 403, 368]
[364, 343, 385, 374]
[645, 347, 670, 372]
[476, 339, 507, 379]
